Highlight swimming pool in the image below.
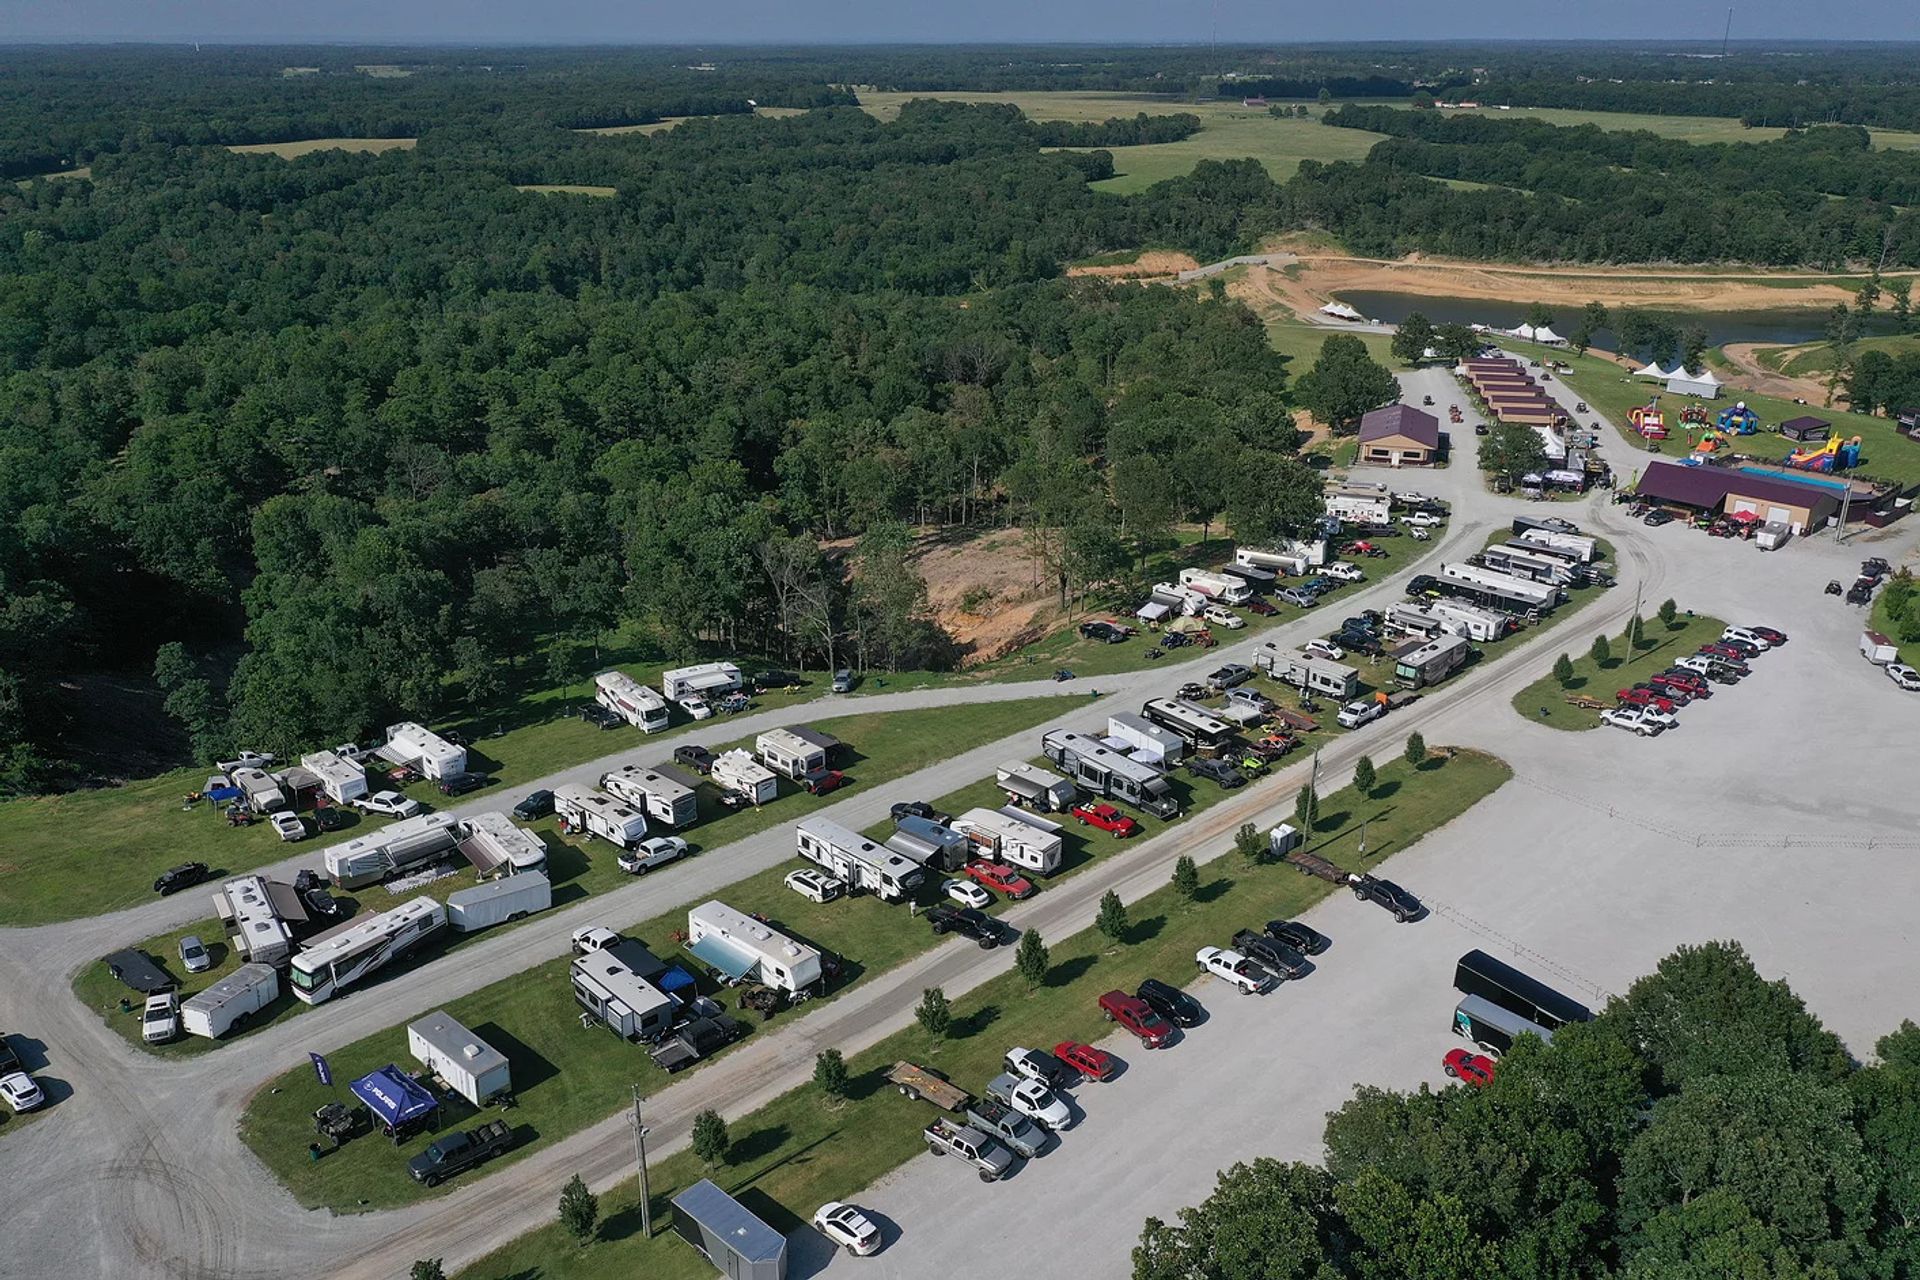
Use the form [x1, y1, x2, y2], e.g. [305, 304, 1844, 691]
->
[1731, 465, 1851, 497]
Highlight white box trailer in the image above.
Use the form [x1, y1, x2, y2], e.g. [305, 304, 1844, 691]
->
[384, 721, 466, 780]
[572, 940, 677, 1042]
[213, 874, 299, 966]
[711, 749, 778, 805]
[288, 897, 446, 1005]
[455, 811, 548, 878]
[230, 767, 288, 814]
[446, 870, 552, 932]
[407, 1010, 511, 1105]
[594, 670, 670, 733]
[323, 811, 461, 889]
[1429, 599, 1511, 643]
[554, 782, 648, 849]
[1042, 730, 1179, 819]
[661, 662, 742, 703]
[687, 900, 824, 994]
[1105, 712, 1186, 766]
[1514, 525, 1597, 562]
[1252, 643, 1361, 698]
[951, 807, 1063, 876]
[1178, 568, 1252, 604]
[1862, 630, 1900, 665]
[994, 763, 1076, 812]
[755, 728, 827, 781]
[795, 816, 924, 902]
[299, 750, 368, 806]
[600, 764, 699, 829]
[181, 963, 279, 1039]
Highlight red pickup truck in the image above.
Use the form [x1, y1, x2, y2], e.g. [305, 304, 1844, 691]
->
[1098, 989, 1173, 1049]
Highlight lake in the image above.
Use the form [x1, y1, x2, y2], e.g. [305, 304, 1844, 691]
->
[1334, 290, 1887, 349]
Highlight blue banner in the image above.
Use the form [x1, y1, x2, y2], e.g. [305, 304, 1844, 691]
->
[309, 1052, 332, 1087]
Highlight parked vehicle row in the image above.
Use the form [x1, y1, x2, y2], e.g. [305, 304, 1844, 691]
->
[1604, 624, 1784, 737]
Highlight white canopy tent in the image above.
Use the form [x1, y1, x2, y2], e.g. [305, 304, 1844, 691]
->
[1665, 367, 1723, 399]
[1635, 361, 1672, 379]
[1532, 325, 1566, 345]
[1319, 302, 1364, 322]
[1511, 323, 1538, 340]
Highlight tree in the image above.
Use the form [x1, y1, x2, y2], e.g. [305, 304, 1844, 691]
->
[410, 1261, 446, 1280]
[1294, 784, 1320, 829]
[1353, 755, 1376, 796]
[1097, 890, 1130, 942]
[1433, 323, 1479, 364]
[1404, 732, 1425, 767]
[1678, 325, 1708, 372]
[1234, 821, 1266, 868]
[1858, 277, 1882, 316]
[915, 986, 953, 1039]
[1172, 854, 1200, 902]
[559, 1173, 599, 1245]
[1572, 301, 1610, 355]
[1390, 311, 1435, 366]
[1890, 278, 1912, 331]
[813, 1048, 849, 1103]
[1591, 633, 1613, 665]
[1524, 301, 1556, 329]
[1134, 1158, 1351, 1280]
[1477, 421, 1549, 484]
[1294, 335, 1400, 434]
[1629, 614, 1646, 648]
[1410, 90, 1436, 110]
[1553, 653, 1575, 686]
[1658, 598, 1678, 626]
[690, 1109, 730, 1170]
[1317, 86, 1333, 103]
[1226, 449, 1327, 547]
[1015, 927, 1050, 990]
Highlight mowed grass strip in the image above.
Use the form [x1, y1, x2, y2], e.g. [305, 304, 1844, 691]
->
[457, 748, 1511, 1280]
[1511, 611, 1727, 730]
[78, 697, 1070, 1058]
[225, 138, 417, 158]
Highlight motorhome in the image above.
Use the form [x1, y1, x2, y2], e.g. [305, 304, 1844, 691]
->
[1439, 562, 1559, 612]
[1386, 602, 1446, 639]
[885, 816, 971, 873]
[1177, 568, 1252, 605]
[795, 817, 923, 901]
[288, 897, 446, 1005]
[600, 765, 699, 829]
[384, 721, 466, 780]
[1104, 712, 1186, 766]
[299, 750, 368, 806]
[181, 964, 279, 1039]
[1479, 545, 1573, 586]
[995, 763, 1076, 812]
[594, 670, 671, 733]
[1428, 599, 1511, 643]
[711, 749, 779, 805]
[1393, 634, 1471, 689]
[323, 812, 461, 890]
[553, 783, 649, 849]
[1149, 583, 1208, 616]
[572, 939, 678, 1042]
[1251, 644, 1361, 699]
[660, 662, 743, 704]
[951, 807, 1064, 876]
[1041, 730, 1179, 819]
[755, 728, 829, 781]
[446, 870, 552, 932]
[454, 810, 549, 878]
[212, 874, 302, 966]
[230, 767, 288, 814]
[1140, 697, 1235, 752]
[687, 900, 824, 995]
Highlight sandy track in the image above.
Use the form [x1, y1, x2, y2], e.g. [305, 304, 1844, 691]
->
[1718, 342, 1836, 404]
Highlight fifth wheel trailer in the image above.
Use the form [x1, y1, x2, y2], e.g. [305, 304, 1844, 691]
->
[599, 764, 699, 829]
[711, 750, 779, 805]
[299, 750, 368, 806]
[660, 662, 743, 703]
[951, 807, 1064, 876]
[795, 816, 923, 901]
[181, 963, 280, 1039]
[594, 669, 670, 733]
[1041, 730, 1178, 819]
[995, 762, 1076, 812]
[1439, 562, 1559, 612]
[384, 721, 466, 781]
[1251, 643, 1360, 699]
[553, 782, 649, 849]
[323, 812, 461, 890]
[289, 897, 446, 1005]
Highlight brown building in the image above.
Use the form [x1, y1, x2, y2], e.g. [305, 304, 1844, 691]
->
[1356, 404, 1442, 466]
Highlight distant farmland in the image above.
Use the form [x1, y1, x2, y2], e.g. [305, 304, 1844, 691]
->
[574, 106, 808, 137]
[226, 138, 417, 159]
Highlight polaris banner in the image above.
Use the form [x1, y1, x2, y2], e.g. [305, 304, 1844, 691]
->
[309, 1052, 332, 1087]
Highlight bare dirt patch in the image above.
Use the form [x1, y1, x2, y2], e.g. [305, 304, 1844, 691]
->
[913, 528, 1060, 664]
[1719, 343, 1835, 404]
[1067, 250, 1200, 280]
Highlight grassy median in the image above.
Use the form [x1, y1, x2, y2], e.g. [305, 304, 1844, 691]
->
[1510, 610, 1727, 730]
[458, 747, 1512, 1280]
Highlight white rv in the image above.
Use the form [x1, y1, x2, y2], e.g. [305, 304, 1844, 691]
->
[446, 870, 551, 932]
[755, 728, 828, 781]
[1105, 712, 1187, 766]
[951, 807, 1064, 876]
[571, 939, 677, 1041]
[795, 816, 924, 902]
[1324, 482, 1393, 524]
[1394, 633, 1472, 689]
[384, 721, 466, 780]
[1386, 601, 1446, 639]
[995, 762, 1076, 812]
[288, 897, 446, 1005]
[212, 874, 298, 966]
[1150, 582, 1209, 616]
[299, 750, 368, 806]
[1479, 545, 1573, 586]
[455, 811, 548, 877]
[181, 963, 279, 1039]
[407, 1010, 511, 1105]
[1041, 730, 1179, 819]
[553, 782, 648, 849]
[323, 811, 461, 889]
[711, 749, 778, 805]
[1514, 525, 1597, 562]
[600, 764, 699, 828]
[687, 900, 824, 995]
[661, 661, 743, 704]
[230, 767, 288, 814]
[1251, 644, 1361, 699]
[1429, 598, 1510, 643]
[1440, 562, 1559, 612]
[1177, 568, 1252, 605]
[594, 670, 671, 733]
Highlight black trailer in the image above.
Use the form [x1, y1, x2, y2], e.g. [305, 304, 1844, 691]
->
[1453, 949, 1592, 1030]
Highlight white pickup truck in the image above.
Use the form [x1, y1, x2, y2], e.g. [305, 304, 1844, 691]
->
[1196, 946, 1273, 994]
[1321, 562, 1366, 582]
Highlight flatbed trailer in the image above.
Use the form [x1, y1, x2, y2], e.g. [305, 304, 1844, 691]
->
[887, 1060, 971, 1111]
[1284, 848, 1348, 884]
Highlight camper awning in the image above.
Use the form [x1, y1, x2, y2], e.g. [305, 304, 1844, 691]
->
[686, 933, 758, 981]
[1000, 775, 1048, 803]
[350, 1065, 439, 1127]
[458, 834, 505, 874]
[1135, 600, 1171, 622]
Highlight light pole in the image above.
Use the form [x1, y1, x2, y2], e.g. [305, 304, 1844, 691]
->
[631, 1085, 653, 1238]
[1357, 818, 1369, 857]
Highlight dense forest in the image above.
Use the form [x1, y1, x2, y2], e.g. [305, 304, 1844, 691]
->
[1136, 942, 1920, 1280]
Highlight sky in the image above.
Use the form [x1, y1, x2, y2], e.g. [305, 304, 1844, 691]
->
[2, 0, 1917, 45]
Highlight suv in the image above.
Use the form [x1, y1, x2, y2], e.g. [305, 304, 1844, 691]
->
[1206, 663, 1253, 690]
[571, 926, 623, 955]
[1137, 978, 1203, 1027]
[512, 789, 554, 820]
[753, 669, 804, 690]
[1721, 626, 1772, 652]
[831, 669, 856, 693]
[436, 770, 491, 797]
[1078, 621, 1128, 644]
[578, 703, 622, 730]
[674, 744, 717, 774]
[154, 862, 211, 896]
[801, 768, 849, 796]
[926, 903, 1001, 947]
[785, 867, 846, 903]
[1186, 757, 1246, 790]
[1202, 604, 1245, 630]
[1098, 990, 1174, 1048]
[890, 799, 951, 825]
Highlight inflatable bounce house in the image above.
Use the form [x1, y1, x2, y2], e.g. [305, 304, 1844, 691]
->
[1628, 401, 1669, 440]
[1679, 404, 1710, 429]
[1784, 434, 1863, 472]
[1716, 402, 1760, 435]
[1693, 429, 1724, 455]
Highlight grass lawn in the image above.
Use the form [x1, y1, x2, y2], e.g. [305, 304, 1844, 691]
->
[1431, 105, 1920, 151]
[226, 138, 416, 158]
[1870, 586, 1914, 667]
[78, 697, 1070, 1058]
[457, 747, 1512, 1280]
[1510, 611, 1727, 730]
[514, 184, 617, 197]
[856, 91, 1382, 191]
[1764, 334, 1920, 379]
[1264, 318, 1394, 370]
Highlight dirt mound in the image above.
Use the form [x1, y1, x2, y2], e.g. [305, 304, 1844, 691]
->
[1067, 250, 1201, 280]
[913, 527, 1061, 664]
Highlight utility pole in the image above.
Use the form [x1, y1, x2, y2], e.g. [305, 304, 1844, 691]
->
[630, 1085, 653, 1238]
[1721, 6, 1735, 58]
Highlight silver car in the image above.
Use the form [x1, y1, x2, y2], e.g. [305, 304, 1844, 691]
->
[178, 934, 212, 974]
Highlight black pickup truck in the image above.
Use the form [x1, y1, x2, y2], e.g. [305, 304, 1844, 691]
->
[926, 904, 1002, 948]
[407, 1120, 515, 1186]
[648, 1014, 745, 1074]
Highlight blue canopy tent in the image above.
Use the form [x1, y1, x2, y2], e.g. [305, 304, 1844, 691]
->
[656, 965, 699, 997]
[350, 1064, 439, 1139]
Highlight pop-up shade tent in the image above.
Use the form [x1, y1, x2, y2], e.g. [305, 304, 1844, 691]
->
[350, 1065, 439, 1129]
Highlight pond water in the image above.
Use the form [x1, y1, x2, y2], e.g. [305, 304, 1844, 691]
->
[1335, 290, 1888, 349]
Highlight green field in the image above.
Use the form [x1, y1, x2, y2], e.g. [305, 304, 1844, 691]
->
[1433, 105, 1920, 151]
[75, 697, 1070, 1057]
[1761, 334, 1920, 379]
[1510, 612, 1727, 730]
[226, 138, 417, 158]
[856, 91, 1383, 192]
[1264, 317, 1394, 370]
[514, 184, 617, 197]
[458, 748, 1513, 1280]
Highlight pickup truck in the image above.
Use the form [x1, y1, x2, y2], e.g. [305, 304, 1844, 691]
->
[963, 1098, 1048, 1159]
[647, 1014, 744, 1074]
[985, 1072, 1072, 1131]
[1195, 946, 1272, 994]
[1349, 873, 1423, 922]
[407, 1120, 515, 1186]
[923, 1118, 1014, 1181]
[925, 903, 1002, 948]
[0, 1033, 20, 1076]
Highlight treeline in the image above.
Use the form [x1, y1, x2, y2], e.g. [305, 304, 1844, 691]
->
[1221, 73, 1451, 100]
[1482, 72, 1920, 134]
[1137, 941, 1920, 1280]
[1029, 112, 1202, 148]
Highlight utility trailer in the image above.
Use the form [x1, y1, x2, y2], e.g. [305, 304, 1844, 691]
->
[180, 963, 279, 1039]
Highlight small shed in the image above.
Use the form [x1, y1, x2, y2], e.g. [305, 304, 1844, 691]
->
[671, 1178, 787, 1280]
[1780, 415, 1831, 443]
[407, 1009, 511, 1105]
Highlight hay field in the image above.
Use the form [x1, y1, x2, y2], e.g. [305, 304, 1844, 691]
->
[226, 138, 416, 159]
